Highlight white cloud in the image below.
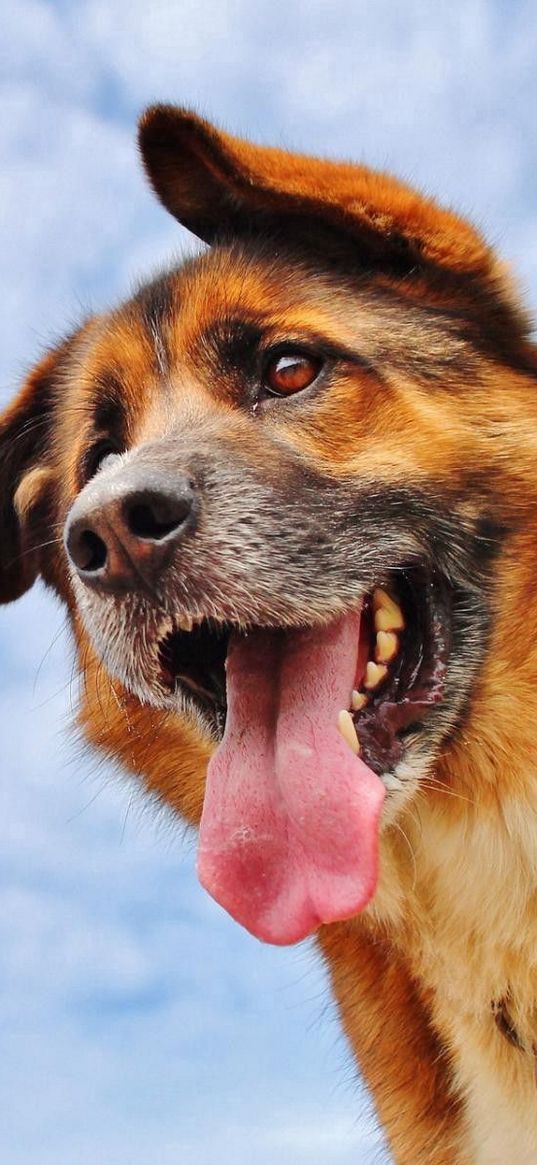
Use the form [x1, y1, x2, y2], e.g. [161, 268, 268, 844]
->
[2, 0, 536, 395]
[0, 87, 166, 386]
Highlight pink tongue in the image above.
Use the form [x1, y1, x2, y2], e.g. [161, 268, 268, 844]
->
[197, 611, 385, 945]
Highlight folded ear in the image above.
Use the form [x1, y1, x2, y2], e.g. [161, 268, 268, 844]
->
[0, 336, 74, 604]
[138, 104, 492, 280]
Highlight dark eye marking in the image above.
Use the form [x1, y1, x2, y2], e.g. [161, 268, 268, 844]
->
[200, 318, 264, 369]
[76, 378, 126, 486]
[92, 377, 125, 431]
[198, 316, 381, 407]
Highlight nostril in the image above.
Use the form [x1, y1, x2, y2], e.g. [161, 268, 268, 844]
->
[127, 503, 178, 540]
[64, 479, 197, 585]
[125, 491, 193, 542]
[69, 527, 108, 573]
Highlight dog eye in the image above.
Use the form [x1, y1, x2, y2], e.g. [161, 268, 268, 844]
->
[83, 439, 120, 484]
[263, 351, 323, 397]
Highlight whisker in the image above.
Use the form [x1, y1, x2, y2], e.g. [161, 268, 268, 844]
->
[32, 615, 70, 696]
[419, 778, 476, 806]
[390, 820, 418, 890]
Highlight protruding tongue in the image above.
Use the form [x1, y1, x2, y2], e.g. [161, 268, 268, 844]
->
[197, 611, 385, 945]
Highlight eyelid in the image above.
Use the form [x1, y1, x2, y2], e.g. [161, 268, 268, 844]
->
[259, 339, 327, 378]
[258, 330, 378, 378]
[261, 336, 322, 358]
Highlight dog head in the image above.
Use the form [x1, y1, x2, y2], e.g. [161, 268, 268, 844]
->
[2, 106, 536, 944]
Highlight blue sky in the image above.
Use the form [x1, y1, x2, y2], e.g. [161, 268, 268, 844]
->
[1, 2, 536, 1162]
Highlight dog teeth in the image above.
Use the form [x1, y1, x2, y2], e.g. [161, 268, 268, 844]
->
[372, 588, 405, 632]
[337, 710, 361, 755]
[177, 614, 195, 632]
[375, 630, 399, 664]
[364, 661, 388, 690]
[341, 592, 403, 766]
[351, 690, 368, 712]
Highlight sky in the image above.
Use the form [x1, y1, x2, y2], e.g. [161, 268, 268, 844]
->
[1, 2, 537, 1162]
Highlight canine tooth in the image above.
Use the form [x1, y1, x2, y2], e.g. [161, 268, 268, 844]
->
[351, 690, 368, 712]
[337, 710, 361, 755]
[375, 630, 398, 664]
[364, 661, 388, 690]
[373, 589, 405, 632]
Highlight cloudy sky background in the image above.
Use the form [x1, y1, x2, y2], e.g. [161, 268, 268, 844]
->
[1, 2, 537, 1162]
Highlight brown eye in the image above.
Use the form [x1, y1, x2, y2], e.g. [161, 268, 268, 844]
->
[263, 351, 323, 397]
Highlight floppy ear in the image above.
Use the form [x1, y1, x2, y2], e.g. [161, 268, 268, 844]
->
[0, 338, 73, 604]
[138, 104, 493, 279]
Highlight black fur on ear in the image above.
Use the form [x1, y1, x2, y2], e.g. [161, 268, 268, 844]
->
[0, 336, 74, 604]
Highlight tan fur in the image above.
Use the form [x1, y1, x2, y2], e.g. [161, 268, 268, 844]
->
[3, 109, 537, 1163]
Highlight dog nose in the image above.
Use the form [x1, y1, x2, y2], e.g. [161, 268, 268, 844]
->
[64, 476, 197, 592]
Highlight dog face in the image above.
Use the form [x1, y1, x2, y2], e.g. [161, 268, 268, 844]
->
[2, 106, 537, 946]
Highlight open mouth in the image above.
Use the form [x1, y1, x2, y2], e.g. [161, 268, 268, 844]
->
[155, 567, 452, 945]
[157, 567, 451, 780]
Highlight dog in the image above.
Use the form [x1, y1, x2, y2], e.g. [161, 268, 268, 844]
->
[2, 104, 537, 1164]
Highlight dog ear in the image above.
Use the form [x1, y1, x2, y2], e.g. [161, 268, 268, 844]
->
[0, 336, 74, 604]
[138, 104, 492, 280]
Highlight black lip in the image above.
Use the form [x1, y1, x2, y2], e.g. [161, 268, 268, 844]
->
[354, 570, 452, 776]
[158, 620, 229, 709]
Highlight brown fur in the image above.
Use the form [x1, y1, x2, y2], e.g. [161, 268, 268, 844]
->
[3, 108, 537, 1163]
